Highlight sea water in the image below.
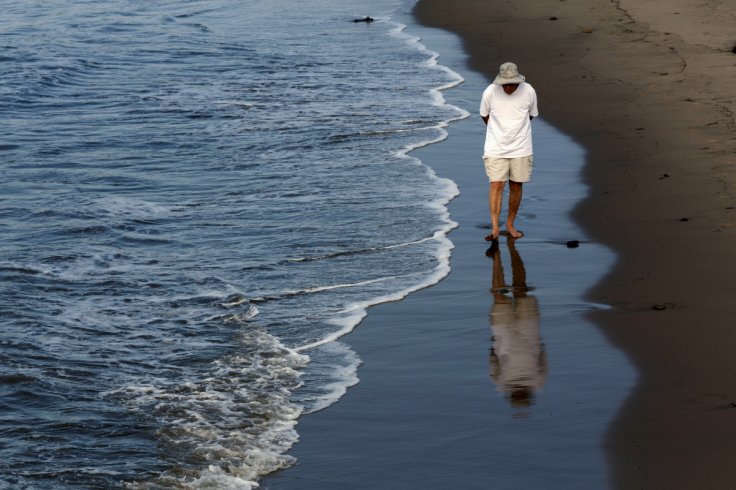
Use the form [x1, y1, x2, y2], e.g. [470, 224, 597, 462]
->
[0, 0, 467, 487]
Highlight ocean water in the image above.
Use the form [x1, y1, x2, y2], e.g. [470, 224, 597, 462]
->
[0, 1, 467, 488]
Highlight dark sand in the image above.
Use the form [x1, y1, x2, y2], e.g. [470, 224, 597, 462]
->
[413, 0, 736, 488]
[264, 18, 634, 489]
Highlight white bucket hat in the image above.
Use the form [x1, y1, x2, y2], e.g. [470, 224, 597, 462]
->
[493, 62, 526, 85]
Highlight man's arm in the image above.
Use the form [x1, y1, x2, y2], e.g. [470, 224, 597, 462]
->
[480, 86, 491, 125]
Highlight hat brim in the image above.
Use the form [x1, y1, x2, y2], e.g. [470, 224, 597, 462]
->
[493, 75, 525, 85]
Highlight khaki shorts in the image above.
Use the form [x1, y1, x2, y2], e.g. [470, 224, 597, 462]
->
[483, 155, 533, 183]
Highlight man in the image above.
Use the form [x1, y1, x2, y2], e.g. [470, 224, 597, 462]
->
[480, 62, 539, 241]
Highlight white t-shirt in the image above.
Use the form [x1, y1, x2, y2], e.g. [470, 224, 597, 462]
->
[479, 82, 539, 158]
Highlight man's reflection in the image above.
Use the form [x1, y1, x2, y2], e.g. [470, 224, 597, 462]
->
[487, 237, 546, 408]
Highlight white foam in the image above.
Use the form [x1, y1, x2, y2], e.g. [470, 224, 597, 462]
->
[297, 341, 361, 414]
[218, 305, 259, 324]
[295, 233, 453, 353]
[220, 295, 249, 308]
[111, 329, 310, 489]
[281, 272, 423, 296]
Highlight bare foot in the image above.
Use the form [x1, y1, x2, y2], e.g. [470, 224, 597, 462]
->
[484, 228, 501, 241]
[506, 225, 524, 238]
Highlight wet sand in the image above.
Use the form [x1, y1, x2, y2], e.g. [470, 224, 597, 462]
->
[264, 17, 634, 489]
[414, 0, 736, 487]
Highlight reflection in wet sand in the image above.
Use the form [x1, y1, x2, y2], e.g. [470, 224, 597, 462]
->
[487, 238, 546, 409]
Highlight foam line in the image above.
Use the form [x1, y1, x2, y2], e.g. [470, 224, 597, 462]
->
[294, 21, 467, 354]
[282, 273, 423, 296]
[294, 234, 453, 353]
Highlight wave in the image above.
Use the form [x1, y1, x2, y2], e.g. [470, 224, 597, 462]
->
[109, 328, 309, 490]
[294, 233, 453, 354]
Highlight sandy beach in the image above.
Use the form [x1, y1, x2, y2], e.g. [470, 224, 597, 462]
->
[414, 0, 736, 487]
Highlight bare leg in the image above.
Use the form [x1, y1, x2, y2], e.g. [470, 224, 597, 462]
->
[506, 180, 523, 238]
[486, 180, 506, 241]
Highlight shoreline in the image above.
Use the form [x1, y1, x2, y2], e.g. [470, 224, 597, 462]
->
[414, 0, 736, 487]
[263, 10, 632, 488]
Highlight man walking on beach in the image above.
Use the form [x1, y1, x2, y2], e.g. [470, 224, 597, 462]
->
[480, 62, 538, 241]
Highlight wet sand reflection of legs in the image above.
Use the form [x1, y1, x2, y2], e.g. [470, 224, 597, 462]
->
[487, 237, 546, 410]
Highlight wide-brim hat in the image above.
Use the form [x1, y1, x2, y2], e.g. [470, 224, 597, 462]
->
[493, 62, 526, 85]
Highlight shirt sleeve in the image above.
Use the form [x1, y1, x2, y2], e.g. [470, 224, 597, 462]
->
[479, 86, 492, 117]
[529, 87, 539, 118]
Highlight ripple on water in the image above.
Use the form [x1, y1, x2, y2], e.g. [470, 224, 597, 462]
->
[0, 0, 467, 487]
